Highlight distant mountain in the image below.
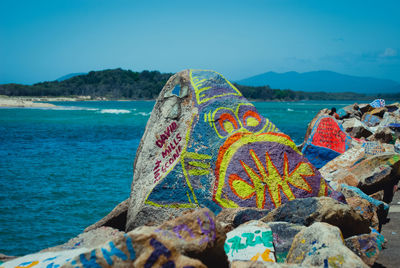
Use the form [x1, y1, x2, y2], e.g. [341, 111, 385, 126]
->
[56, 72, 87, 81]
[237, 71, 400, 94]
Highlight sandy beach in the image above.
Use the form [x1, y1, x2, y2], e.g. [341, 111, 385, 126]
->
[0, 97, 57, 108]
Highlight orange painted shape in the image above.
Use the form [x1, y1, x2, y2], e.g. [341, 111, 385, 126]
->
[16, 261, 39, 268]
[261, 248, 275, 262]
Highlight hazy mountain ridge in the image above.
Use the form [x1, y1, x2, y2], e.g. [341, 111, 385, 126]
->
[56, 72, 87, 82]
[237, 70, 400, 94]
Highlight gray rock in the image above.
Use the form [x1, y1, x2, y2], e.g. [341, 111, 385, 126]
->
[342, 118, 373, 139]
[84, 199, 128, 232]
[41, 227, 124, 252]
[370, 127, 395, 144]
[268, 222, 305, 263]
[286, 222, 368, 267]
[260, 197, 370, 238]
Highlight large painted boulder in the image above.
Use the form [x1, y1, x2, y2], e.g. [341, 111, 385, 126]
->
[301, 115, 355, 169]
[126, 70, 343, 231]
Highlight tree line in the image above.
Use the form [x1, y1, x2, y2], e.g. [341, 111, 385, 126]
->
[0, 68, 398, 101]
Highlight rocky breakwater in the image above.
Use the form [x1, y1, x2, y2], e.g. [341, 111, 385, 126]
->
[2, 71, 396, 267]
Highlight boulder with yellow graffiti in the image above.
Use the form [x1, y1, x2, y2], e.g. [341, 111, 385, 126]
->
[126, 69, 344, 231]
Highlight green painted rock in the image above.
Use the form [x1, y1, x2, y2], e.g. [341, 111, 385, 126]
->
[224, 221, 276, 264]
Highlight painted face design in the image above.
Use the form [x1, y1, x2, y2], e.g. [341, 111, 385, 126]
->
[145, 70, 332, 213]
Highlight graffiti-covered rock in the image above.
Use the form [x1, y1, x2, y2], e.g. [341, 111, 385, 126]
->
[286, 222, 368, 267]
[42, 227, 124, 252]
[370, 99, 386, 108]
[301, 114, 355, 168]
[260, 197, 370, 238]
[345, 229, 385, 266]
[152, 208, 228, 267]
[126, 70, 342, 230]
[229, 261, 304, 268]
[320, 146, 400, 195]
[224, 221, 276, 264]
[319, 144, 398, 190]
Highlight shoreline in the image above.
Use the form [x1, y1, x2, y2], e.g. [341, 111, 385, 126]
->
[0, 97, 56, 108]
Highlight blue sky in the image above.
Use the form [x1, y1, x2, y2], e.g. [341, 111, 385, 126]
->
[1, 0, 399, 84]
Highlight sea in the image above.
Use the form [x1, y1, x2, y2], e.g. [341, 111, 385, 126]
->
[0, 100, 362, 256]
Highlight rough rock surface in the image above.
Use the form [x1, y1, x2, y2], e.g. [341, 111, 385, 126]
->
[268, 222, 305, 263]
[342, 117, 373, 139]
[84, 199, 128, 232]
[286, 222, 368, 267]
[319, 144, 400, 192]
[42, 227, 124, 252]
[345, 228, 385, 266]
[4, 209, 223, 268]
[301, 115, 355, 168]
[224, 221, 276, 264]
[126, 69, 342, 231]
[230, 261, 305, 267]
[370, 127, 395, 144]
[261, 197, 370, 238]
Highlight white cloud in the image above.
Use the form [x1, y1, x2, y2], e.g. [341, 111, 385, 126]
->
[380, 48, 397, 57]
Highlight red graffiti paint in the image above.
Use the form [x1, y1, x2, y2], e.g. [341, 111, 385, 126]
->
[311, 117, 347, 153]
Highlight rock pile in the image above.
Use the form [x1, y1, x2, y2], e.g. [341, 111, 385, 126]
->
[2, 72, 399, 267]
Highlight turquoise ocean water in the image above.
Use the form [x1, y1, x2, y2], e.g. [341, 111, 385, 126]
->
[0, 100, 359, 256]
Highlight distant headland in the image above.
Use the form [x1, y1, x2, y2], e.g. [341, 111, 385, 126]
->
[0, 68, 399, 101]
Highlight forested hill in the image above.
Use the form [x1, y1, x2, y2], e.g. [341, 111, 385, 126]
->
[0, 69, 173, 99]
[0, 68, 399, 100]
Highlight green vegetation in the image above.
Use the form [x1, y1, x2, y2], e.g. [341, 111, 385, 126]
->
[0, 68, 398, 101]
[0, 69, 172, 99]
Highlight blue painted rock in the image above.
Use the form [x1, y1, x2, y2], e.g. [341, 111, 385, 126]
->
[345, 228, 385, 266]
[126, 70, 343, 230]
[362, 113, 381, 127]
[286, 222, 368, 267]
[301, 114, 355, 169]
[370, 99, 385, 108]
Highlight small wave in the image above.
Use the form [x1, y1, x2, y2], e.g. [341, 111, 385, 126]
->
[136, 112, 151, 116]
[100, 109, 131, 114]
[287, 108, 294, 112]
[54, 106, 99, 111]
